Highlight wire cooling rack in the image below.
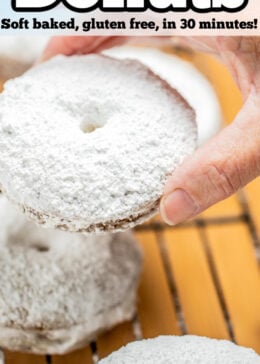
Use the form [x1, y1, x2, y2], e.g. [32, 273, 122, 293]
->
[1, 187, 260, 364]
[1, 48, 260, 363]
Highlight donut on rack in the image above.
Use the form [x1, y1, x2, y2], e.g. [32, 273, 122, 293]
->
[0, 196, 142, 354]
[0, 54, 196, 233]
[99, 335, 260, 363]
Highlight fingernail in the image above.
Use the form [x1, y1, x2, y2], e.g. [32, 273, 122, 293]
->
[160, 189, 198, 226]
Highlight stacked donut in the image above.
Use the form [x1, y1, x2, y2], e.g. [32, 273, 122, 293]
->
[0, 195, 142, 354]
[0, 38, 256, 364]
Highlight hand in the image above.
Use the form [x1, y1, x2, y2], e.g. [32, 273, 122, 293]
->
[40, 36, 260, 225]
[161, 37, 260, 225]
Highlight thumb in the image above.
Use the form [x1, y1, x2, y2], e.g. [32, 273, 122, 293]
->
[160, 94, 260, 225]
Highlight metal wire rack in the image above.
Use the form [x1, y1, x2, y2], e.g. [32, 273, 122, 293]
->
[1, 187, 260, 364]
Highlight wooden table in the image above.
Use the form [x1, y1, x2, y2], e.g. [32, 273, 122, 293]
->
[1, 49, 260, 364]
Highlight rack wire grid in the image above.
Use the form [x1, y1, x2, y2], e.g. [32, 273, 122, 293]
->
[0, 48, 260, 364]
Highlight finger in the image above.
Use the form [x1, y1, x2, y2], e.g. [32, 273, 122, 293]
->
[171, 36, 222, 61]
[37, 36, 126, 63]
[216, 37, 260, 98]
[90, 36, 129, 53]
[160, 94, 260, 225]
[180, 37, 260, 99]
[37, 36, 170, 64]
[176, 36, 219, 54]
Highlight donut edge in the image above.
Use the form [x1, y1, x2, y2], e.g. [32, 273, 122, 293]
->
[19, 198, 159, 234]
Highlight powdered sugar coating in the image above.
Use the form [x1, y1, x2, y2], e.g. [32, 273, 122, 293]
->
[0, 54, 196, 233]
[0, 196, 142, 354]
[100, 335, 260, 364]
[104, 46, 222, 145]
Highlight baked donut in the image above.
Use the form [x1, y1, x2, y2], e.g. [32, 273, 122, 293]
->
[99, 335, 260, 363]
[0, 55, 196, 233]
[0, 36, 49, 81]
[104, 46, 222, 145]
[0, 196, 142, 354]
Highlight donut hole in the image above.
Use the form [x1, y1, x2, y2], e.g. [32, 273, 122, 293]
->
[30, 243, 50, 253]
[80, 121, 103, 134]
[9, 234, 50, 253]
[79, 104, 110, 134]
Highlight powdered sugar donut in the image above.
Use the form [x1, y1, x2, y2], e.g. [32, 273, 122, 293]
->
[0, 54, 196, 233]
[0, 196, 142, 354]
[100, 335, 260, 363]
[104, 46, 222, 145]
[0, 36, 49, 81]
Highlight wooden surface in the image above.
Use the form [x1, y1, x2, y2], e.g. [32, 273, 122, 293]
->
[1, 48, 260, 363]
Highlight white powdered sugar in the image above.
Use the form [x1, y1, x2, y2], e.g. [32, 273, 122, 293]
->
[0, 196, 142, 354]
[104, 46, 222, 145]
[99, 335, 260, 364]
[0, 54, 196, 233]
[0, 36, 49, 80]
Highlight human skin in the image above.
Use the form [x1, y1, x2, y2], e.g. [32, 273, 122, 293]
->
[40, 36, 260, 226]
